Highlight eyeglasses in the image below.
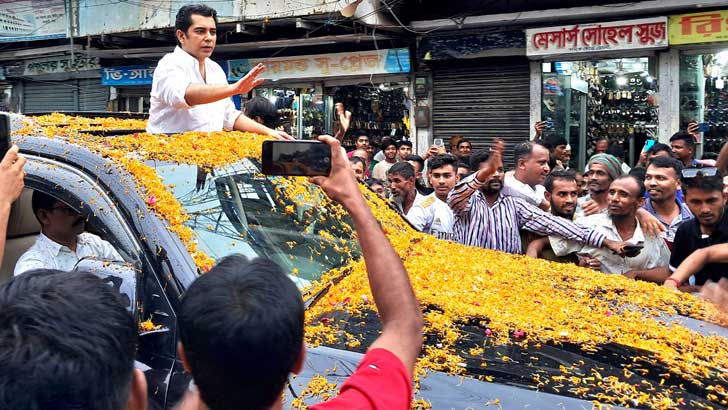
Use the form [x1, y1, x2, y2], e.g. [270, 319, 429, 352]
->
[50, 206, 78, 216]
[682, 167, 718, 178]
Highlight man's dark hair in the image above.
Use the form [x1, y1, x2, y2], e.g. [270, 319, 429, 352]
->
[669, 131, 696, 149]
[0, 270, 137, 410]
[513, 142, 544, 169]
[404, 154, 424, 172]
[175, 4, 218, 46]
[613, 175, 646, 198]
[365, 178, 385, 187]
[469, 149, 491, 170]
[628, 166, 646, 182]
[380, 137, 397, 150]
[397, 140, 413, 149]
[179, 255, 304, 410]
[349, 155, 366, 168]
[648, 142, 671, 155]
[355, 130, 369, 140]
[544, 169, 576, 193]
[606, 145, 626, 161]
[31, 190, 58, 221]
[387, 161, 416, 180]
[428, 154, 458, 173]
[596, 136, 609, 143]
[648, 156, 683, 178]
[682, 170, 724, 194]
[457, 161, 472, 172]
[244, 97, 279, 128]
[457, 139, 472, 149]
[544, 135, 568, 151]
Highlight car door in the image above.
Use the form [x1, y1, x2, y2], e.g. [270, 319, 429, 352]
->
[22, 154, 179, 410]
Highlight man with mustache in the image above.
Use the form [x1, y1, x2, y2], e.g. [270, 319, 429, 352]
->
[14, 191, 122, 276]
[643, 156, 693, 248]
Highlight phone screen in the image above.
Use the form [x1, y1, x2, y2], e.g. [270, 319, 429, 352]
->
[261, 140, 331, 176]
[433, 138, 444, 147]
[0, 114, 10, 160]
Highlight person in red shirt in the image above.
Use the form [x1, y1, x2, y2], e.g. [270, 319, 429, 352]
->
[176, 135, 423, 410]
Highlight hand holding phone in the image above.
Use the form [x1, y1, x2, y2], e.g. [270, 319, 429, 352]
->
[622, 244, 644, 258]
[0, 113, 10, 160]
[433, 138, 444, 147]
[262, 140, 331, 176]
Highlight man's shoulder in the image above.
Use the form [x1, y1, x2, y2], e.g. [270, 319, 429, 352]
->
[417, 194, 438, 209]
[78, 232, 113, 247]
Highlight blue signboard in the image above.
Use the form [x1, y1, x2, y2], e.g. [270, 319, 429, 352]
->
[102, 65, 156, 86]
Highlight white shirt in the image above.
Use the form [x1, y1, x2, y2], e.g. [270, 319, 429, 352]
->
[15, 233, 124, 276]
[502, 175, 546, 207]
[147, 46, 242, 134]
[549, 213, 670, 274]
[393, 191, 425, 216]
[407, 193, 455, 240]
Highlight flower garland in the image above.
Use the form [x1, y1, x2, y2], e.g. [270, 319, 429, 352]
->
[20, 114, 728, 409]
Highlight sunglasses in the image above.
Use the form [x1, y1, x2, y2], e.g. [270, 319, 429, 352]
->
[682, 167, 718, 178]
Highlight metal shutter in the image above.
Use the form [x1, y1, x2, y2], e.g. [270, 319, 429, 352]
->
[78, 78, 108, 111]
[431, 57, 530, 166]
[23, 80, 77, 113]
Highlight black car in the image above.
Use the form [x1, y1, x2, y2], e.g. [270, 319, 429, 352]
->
[6, 112, 728, 409]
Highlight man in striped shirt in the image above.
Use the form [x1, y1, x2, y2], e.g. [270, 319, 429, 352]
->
[447, 140, 626, 255]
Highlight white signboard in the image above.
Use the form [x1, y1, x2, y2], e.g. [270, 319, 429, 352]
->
[526, 17, 668, 57]
[24, 56, 100, 76]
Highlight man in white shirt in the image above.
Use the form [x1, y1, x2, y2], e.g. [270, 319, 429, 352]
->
[502, 142, 550, 211]
[387, 162, 424, 218]
[15, 191, 123, 276]
[550, 175, 671, 282]
[147, 4, 289, 139]
[408, 154, 459, 240]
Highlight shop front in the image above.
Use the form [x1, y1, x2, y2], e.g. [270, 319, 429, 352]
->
[527, 17, 668, 169]
[227, 48, 412, 148]
[669, 10, 728, 159]
[102, 65, 155, 113]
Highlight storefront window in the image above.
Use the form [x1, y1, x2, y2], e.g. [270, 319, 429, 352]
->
[254, 87, 325, 140]
[542, 58, 658, 168]
[679, 52, 728, 158]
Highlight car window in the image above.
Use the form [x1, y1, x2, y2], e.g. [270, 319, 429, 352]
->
[150, 160, 360, 288]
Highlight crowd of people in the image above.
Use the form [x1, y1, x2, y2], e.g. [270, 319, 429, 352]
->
[3, 3, 728, 410]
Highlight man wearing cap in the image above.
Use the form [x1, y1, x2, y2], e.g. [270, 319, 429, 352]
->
[576, 153, 624, 217]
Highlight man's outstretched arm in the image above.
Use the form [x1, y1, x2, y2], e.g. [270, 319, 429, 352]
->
[310, 135, 423, 375]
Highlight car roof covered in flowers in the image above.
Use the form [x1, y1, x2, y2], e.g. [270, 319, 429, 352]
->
[12, 112, 728, 409]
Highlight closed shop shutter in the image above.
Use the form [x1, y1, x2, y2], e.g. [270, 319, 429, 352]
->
[431, 57, 530, 166]
[23, 80, 77, 113]
[78, 78, 108, 111]
[23, 78, 107, 113]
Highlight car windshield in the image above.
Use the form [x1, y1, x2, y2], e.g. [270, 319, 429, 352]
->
[149, 159, 360, 289]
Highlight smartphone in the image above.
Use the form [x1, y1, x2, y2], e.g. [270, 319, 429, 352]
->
[697, 123, 710, 133]
[0, 113, 10, 160]
[623, 244, 644, 258]
[261, 140, 331, 177]
[643, 139, 656, 152]
[433, 138, 444, 147]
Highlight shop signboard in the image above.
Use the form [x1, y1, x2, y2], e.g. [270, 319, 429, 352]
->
[102, 65, 156, 86]
[669, 11, 728, 45]
[23, 56, 100, 76]
[526, 17, 668, 57]
[0, 0, 67, 43]
[227, 48, 410, 82]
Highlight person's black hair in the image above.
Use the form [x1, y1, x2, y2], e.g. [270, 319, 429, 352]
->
[543, 169, 576, 193]
[31, 190, 59, 222]
[613, 175, 646, 198]
[365, 178, 385, 187]
[387, 161, 415, 180]
[349, 155, 366, 168]
[179, 255, 304, 410]
[628, 166, 646, 182]
[244, 97, 279, 128]
[682, 170, 724, 194]
[669, 131, 696, 149]
[647, 156, 683, 178]
[606, 145, 626, 161]
[457, 139, 472, 149]
[355, 130, 369, 139]
[380, 137, 396, 150]
[428, 154, 458, 173]
[175, 4, 218, 46]
[596, 136, 609, 143]
[397, 140, 413, 148]
[469, 149, 491, 170]
[513, 142, 546, 169]
[544, 135, 568, 151]
[0, 270, 137, 410]
[404, 154, 424, 172]
[648, 142, 671, 155]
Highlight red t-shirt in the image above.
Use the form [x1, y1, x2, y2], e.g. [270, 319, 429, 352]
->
[309, 348, 412, 410]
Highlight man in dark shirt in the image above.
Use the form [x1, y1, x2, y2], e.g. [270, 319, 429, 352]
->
[667, 168, 728, 288]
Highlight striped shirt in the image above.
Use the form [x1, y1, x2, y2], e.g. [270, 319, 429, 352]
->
[447, 174, 606, 254]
